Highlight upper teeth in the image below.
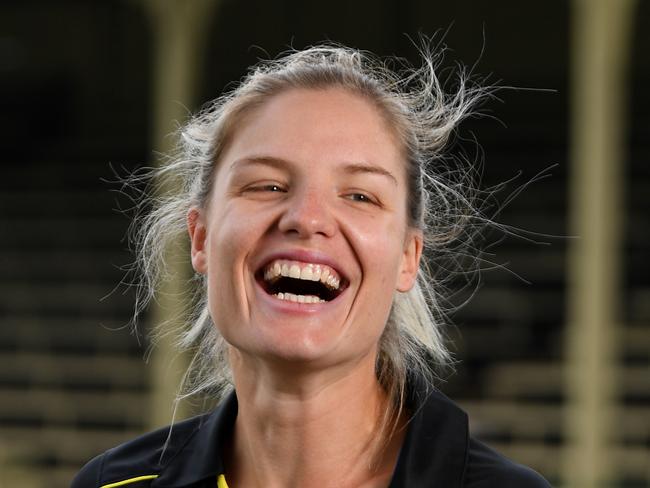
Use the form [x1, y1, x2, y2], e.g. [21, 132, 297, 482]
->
[263, 259, 341, 290]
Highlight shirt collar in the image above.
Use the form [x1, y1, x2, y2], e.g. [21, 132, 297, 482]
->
[155, 391, 237, 487]
[155, 380, 469, 487]
[389, 380, 469, 487]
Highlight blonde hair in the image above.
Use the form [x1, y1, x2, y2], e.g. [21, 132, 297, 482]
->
[128, 41, 489, 443]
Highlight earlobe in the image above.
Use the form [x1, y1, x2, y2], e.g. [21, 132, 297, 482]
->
[187, 207, 208, 274]
[396, 231, 423, 292]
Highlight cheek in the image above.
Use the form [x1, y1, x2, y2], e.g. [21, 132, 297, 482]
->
[342, 223, 402, 348]
[206, 201, 260, 264]
[204, 205, 258, 316]
[352, 217, 406, 279]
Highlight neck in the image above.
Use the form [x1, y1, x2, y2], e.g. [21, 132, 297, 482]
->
[226, 348, 404, 488]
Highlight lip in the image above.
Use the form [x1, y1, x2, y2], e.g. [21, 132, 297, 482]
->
[252, 248, 352, 310]
[253, 278, 347, 315]
[253, 249, 350, 284]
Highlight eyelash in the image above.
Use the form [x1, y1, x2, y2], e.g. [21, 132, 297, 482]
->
[243, 184, 379, 206]
[345, 192, 377, 205]
[246, 183, 287, 193]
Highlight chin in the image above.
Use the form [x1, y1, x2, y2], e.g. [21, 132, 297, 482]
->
[225, 324, 352, 371]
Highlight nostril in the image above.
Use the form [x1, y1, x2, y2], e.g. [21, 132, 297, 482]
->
[277, 192, 336, 238]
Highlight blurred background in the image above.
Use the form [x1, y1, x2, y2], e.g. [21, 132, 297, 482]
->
[0, 0, 648, 486]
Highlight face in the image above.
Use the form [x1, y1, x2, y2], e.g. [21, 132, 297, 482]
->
[188, 88, 422, 370]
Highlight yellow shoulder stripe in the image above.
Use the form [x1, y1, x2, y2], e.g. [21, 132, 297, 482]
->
[217, 474, 229, 488]
[100, 475, 159, 488]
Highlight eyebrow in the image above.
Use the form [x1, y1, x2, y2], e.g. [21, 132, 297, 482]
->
[342, 162, 398, 186]
[230, 156, 398, 186]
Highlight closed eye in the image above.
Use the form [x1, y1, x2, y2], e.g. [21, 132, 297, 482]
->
[246, 183, 287, 193]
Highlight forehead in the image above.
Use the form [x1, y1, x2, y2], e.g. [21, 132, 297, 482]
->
[220, 88, 406, 181]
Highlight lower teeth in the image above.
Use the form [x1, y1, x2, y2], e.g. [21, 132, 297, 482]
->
[275, 292, 324, 304]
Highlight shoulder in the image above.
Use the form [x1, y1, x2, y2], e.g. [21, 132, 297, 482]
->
[463, 437, 552, 488]
[71, 414, 206, 488]
[390, 385, 551, 488]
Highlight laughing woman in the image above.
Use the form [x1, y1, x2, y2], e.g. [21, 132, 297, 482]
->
[73, 45, 551, 487]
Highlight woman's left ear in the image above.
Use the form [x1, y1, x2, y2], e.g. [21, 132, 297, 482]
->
[396, 230, 423, 292]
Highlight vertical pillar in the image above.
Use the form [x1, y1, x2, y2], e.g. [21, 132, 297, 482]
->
[564, 0, 636, 485]
[140, 0, 219, 429]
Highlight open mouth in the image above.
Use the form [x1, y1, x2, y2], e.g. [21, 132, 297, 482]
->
[256, 259, 349, 304]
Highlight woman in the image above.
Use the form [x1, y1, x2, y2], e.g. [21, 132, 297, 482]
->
[73, 44, 551, 487]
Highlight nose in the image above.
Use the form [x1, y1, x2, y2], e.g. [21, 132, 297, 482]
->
[277, 186, 337, 239]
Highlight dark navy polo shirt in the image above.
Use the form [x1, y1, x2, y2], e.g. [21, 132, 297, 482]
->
[72, 385, 551, 487]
